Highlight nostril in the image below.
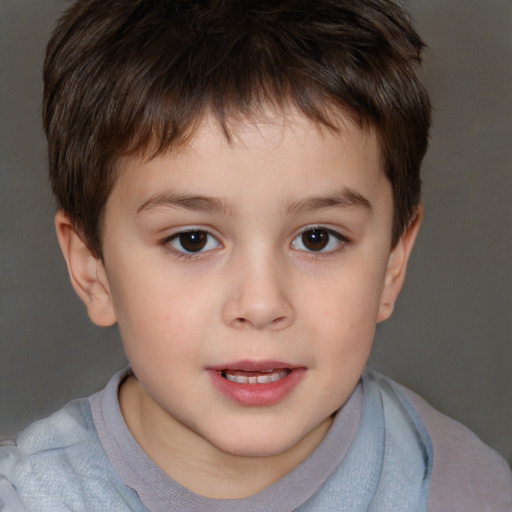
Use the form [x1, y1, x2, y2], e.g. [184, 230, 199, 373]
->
[233, 316, 288, 329]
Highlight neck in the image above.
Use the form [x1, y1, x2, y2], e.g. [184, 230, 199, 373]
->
[119, 376, 333, 499]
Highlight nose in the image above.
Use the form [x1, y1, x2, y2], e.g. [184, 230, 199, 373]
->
[222, 254, 295, 331]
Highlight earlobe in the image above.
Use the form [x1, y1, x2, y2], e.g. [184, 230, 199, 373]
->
[54, 211, 117, 327]
[377, 208, 423, 322]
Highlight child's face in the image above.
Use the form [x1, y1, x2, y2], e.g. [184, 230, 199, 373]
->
[69, 112, 417, 461]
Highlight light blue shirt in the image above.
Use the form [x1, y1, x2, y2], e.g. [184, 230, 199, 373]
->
[0, 370, 435, 511]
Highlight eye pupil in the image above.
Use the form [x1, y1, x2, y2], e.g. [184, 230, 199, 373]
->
[302, 229, 329, 251]
[179, 231, 207, 252]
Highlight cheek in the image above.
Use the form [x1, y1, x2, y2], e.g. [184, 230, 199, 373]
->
[300, 263, 385, 386]
[110, 256, 188, 315]
[108, 264, 223, 368]
[107, 268, 186, 344]
[303, 264, 385, 332]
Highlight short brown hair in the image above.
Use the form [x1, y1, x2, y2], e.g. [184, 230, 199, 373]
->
[44, 0, 431, 257]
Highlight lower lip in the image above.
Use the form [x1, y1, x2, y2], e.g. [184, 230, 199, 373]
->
[207, 368, 306, 406]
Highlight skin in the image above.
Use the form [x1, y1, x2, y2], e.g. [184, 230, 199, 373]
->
[56, 112, 421, 499]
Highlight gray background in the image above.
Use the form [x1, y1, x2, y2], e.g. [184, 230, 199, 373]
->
[1, 0, 511, 465]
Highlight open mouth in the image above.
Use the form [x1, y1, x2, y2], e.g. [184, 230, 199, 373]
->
[208, 363, 305, 405]
[219, 368, 291, 384]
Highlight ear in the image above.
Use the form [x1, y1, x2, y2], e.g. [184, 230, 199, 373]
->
[55, 211, 117, 327]
[377, 208, 423, 322]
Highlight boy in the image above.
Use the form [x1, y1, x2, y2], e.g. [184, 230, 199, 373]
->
[1, 0, 511, 510]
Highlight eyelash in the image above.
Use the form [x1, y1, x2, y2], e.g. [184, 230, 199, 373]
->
[160, 226, 349, 260]
[162, 229, 222, 260]
[291, 226, 348, 256]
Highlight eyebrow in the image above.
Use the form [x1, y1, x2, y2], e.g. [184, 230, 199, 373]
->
[137, 192, 237, 215]
[285, 187, 372, 215]
[137, 187, 372, 216]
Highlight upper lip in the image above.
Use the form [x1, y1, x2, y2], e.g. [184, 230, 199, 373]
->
[208, 360, 300, 372]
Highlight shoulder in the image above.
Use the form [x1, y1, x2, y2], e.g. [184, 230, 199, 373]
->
[0, 398, 140, 511]
[0, 399, 100, 510]
[399, 385, 512, 512]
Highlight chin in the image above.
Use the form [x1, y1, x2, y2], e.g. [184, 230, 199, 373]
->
[219, 441, 294, 458]
[207, 424, 309, 459]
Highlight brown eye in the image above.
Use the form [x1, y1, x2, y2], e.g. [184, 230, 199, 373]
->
[179, 231, 207, 252]
[291, 227, 345, 253]
[301, 229, 329, 251]
[169, 230, 221, 254]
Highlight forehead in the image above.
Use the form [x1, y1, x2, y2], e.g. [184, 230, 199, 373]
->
[122, 104, 379, 167]
[111, 110, 388, 213]
[191, 107, 377, 158]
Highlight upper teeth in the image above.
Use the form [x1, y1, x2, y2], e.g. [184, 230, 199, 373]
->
[223, 369, 289, 384]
